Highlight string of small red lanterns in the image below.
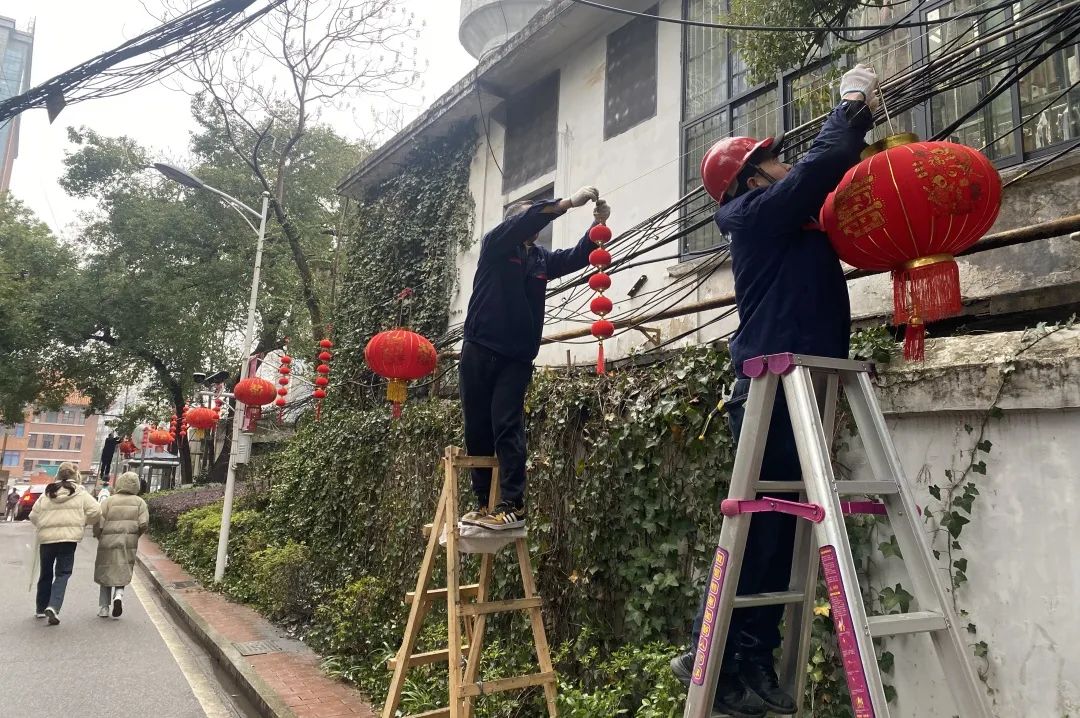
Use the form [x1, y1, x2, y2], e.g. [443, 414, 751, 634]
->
[276, 344, 292, 422]
[587, 218, 614, 374]
[314, 338, 332, 420]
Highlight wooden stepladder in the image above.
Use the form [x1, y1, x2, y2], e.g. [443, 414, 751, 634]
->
[684, 353, 991, 718]
[383, 446, 558, 718]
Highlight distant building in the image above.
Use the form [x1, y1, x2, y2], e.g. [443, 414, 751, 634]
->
[1, 395, 101, 483]
[0, 16, 34, 193]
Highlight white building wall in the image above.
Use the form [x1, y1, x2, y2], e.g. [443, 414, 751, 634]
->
[449, 0, 743, 366]
[841, 329, 1080, 717]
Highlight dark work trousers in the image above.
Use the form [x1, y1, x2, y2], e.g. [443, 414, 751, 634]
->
[459, 341, 534, 508]
[692, 377, 799, 673]
[37, 541, 78, 614]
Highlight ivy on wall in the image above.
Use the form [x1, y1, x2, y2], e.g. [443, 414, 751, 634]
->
[334, 121, 478, 404]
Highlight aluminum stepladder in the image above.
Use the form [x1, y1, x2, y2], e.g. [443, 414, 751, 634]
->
[685, 353, 991, 718]
[383, 446, 558, 718]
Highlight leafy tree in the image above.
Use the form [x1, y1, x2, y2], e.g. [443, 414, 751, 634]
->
[167, 0, 414, 341]
[0, 196, 130, 423]
[726, 0, 869, 83]
[59, 127, 254, 482]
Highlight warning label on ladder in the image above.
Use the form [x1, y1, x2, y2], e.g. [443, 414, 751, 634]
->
[820, 545, 875, 718]
[692, 546, 729, 686]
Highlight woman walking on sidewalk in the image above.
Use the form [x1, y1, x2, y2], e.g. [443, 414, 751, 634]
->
[93, 471, 148, 618]
[29, 463, 101, 625]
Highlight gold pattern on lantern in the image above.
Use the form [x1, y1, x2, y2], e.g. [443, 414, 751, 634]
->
[833, 175, 886, 239]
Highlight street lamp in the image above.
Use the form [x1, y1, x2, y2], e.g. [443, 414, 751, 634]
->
[155, 162, 270, 584]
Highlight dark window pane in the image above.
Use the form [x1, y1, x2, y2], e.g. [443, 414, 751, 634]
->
[683, 111, 729, 254]
[731, 89, 779, 142]
[929, 1, 1015, 158]
[503, 73, 560, 193]
[684, 0, 727, 118]
[789, 65, 841, 130]
[1016, 0, 1080, 153]
[605, 8, 658, 139]
[42, 435, 54, 449]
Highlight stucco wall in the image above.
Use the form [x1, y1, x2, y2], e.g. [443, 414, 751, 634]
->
[840, 328, 1080, 717]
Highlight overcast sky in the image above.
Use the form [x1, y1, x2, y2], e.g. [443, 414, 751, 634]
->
[1, 0, 476, 239]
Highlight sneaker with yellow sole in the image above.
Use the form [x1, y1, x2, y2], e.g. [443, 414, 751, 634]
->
[463, 502, 526, 531]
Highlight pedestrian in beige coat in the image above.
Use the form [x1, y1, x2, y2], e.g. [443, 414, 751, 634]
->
[29, 462, 101, 625]
[94, 471, 149, 618]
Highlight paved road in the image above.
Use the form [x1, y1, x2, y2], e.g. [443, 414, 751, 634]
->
[0, 520, 253, 718]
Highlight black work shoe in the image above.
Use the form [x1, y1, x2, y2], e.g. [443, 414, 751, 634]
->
[670, 653, 766, 718]
[713, 673, 767, 717]
[741, 659, 797, 714]
[670, 651, 694, 687]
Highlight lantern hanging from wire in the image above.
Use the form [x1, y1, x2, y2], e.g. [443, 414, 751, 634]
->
[313, 338, 333, 420]
[587, 220, 614, 374]
[820, 134, 1001, 360]
[185, 406, 219, 432]
[233, 376, 276, 407]
[148, 427, 173, 446]
[364, 328, 437, 418]
[119, 438, 137, 457]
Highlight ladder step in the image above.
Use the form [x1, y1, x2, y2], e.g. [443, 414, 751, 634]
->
[733, 590, 805, 608]
[750, 480, 899, 494]
[868, 611, 948, 637]
[459, 597, 543, 616]
[387, 646, 469, 670]
[404, 585, 480, 605]
[459, 671, 556, 697]
[452, 455, 501, 468]
[403, 709, 450, 718]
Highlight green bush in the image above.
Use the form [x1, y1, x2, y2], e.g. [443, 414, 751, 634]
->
[252, 541, 314, 620]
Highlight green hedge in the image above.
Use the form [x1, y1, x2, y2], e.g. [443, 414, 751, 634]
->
[154, 344, 880, 716]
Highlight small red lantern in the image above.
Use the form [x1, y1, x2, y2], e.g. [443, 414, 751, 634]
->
[119, 438, 137, 457]
[821, 135, 1001, 359]
[364, 328, 438, 418]
[275, 350, 293, 422]
[311, 338, 333, 419]
[234, 377, 276, 406]
[587, 217, 615, 374]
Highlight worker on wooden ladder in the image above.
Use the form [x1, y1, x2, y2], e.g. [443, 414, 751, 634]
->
[670, 65, 880, 717]
[458, 188, 610, 531]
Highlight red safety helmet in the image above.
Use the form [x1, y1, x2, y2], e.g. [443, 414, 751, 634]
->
[700, 133, 785, 203]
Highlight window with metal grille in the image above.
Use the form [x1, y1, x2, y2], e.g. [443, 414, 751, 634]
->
[605, 7, 658, 139]
[502, 73, 560, 193]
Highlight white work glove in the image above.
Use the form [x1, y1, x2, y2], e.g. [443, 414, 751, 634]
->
[840, 64, 880, 110]
[568, 186, 599, 208]
[593, 199, 611, 223]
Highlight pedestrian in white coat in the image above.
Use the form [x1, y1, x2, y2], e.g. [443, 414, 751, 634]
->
[29, 463, 101, 625]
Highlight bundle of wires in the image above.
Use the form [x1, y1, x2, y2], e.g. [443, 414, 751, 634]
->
[0, 0, 286, 123]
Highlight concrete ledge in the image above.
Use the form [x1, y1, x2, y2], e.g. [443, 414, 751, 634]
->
[136, 555, 297, 718]
[875, 327, 1080, 414]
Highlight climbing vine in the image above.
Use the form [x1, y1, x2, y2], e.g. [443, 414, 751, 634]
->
[334, 121, 478, 404]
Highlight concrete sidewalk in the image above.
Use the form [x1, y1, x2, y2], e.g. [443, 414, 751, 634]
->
[138, 536, 377, 718]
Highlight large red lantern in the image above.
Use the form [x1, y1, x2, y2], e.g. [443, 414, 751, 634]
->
[364, 328, 437, 418]
[119, 438, 137, 457]
[820, 135, 1001, 359]
[148, 428, 173, 446]
[185, 406, 219, 431]
[233, 376, 276, 406]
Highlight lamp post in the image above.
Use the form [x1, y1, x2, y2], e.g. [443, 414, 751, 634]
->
[154, 163, 270, 583]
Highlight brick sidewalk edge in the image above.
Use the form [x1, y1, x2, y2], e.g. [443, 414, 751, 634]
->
[136, 553, 298, 718]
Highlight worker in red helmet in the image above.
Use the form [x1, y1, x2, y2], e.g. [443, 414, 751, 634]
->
[671, 64, 880, 717]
